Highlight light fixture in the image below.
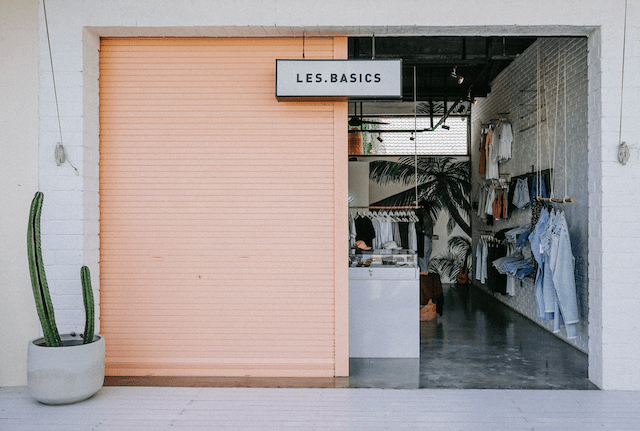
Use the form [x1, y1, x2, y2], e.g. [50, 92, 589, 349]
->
[451, 67, 464, 85]
[442, 124, 450, 130]
[376, 136, 383, 142]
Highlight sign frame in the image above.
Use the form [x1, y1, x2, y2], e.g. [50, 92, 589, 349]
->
[275, 59, 403, 100]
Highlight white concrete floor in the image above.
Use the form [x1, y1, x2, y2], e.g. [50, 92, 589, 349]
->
[2, 386, 640, 430]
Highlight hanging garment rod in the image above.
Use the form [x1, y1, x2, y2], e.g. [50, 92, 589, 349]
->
[536, 197, 575, 203]
[349, 205, 421, 209]
[348, 128, 435, 134]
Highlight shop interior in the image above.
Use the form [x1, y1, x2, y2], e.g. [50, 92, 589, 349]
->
[346, 36, 596, 389]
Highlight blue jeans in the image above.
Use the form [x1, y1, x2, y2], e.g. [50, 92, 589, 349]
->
[530, 209, 553, 321]
[550, 212, 579, 339]
[530, 175, 547, 206]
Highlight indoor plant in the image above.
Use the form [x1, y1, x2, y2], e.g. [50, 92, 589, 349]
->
[26, 191, 105, 405]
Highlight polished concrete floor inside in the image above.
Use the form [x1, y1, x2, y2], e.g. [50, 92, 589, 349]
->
[106, 282, 597, 390]
[349, 283, 598, 390]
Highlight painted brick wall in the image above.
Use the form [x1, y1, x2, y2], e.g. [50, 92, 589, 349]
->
[596, 0, 640, 389]
[27, 0, 640, 389]
[38, 4, 89, 335]
[470, 37, 590, 352]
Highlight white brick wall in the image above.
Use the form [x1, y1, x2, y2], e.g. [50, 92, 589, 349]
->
[20, 0, 640, 389]
[470, 37, 590, 352]
[38, 2, 87, 335]
[596, 0, 640, 389]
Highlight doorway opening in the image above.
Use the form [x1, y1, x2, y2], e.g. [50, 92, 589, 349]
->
[346, 35, 593, 389]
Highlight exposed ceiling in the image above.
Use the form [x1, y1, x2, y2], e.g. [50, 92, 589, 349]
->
[348, 36, 537, 107]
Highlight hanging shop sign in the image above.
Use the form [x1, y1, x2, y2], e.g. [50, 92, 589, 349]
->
[276, 59, 402, 100]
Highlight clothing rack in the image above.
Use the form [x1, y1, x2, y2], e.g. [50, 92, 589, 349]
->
[349, 206, 421, 209]
[537, 197, 575, 203]
[488, 112, 511, 123]
[480, 234, 505, 244]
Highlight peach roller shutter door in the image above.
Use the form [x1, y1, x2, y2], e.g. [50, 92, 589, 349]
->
[99, 37, 348, 377]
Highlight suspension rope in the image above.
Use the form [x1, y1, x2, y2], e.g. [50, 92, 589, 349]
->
[536, 48, 541, 196]
[414, 66, 419, 208]
[551, 50, 562, 199]
[563, 49, 569, 201]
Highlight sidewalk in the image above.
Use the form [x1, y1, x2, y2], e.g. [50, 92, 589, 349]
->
[2, 386, 640, 430]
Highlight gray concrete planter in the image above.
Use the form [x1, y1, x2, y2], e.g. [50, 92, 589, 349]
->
[27, 334, 105, 405]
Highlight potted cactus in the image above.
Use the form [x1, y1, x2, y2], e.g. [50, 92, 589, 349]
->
[26, 191, 105, 405]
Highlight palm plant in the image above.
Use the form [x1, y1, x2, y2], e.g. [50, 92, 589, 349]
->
[369, 157, 472, 280]
[369, 156, 472, 236]
[428, 236, 472, 280]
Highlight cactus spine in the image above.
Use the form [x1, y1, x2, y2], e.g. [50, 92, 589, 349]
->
[27, 192, 62, 347]
[27, 191, 96, 346]
[81, 265, 95, 344]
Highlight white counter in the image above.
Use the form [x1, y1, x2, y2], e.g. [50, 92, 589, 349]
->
[349, 265, 420, 358]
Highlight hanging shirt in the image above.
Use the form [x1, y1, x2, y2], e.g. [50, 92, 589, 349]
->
[349, 213, 357, 248]
[485, 127, 500, 180]
[477, 185, 488, 219]
[479, 133, 487, 174]
[408, 222, 418, 252]
[371, 217, 382, 249]
[485, 187, 496, 216]
[481, 242, 488, 284]
[377, 219, 395, 246]
[495, 120, 513, 163]
[476, 242, 483, 281]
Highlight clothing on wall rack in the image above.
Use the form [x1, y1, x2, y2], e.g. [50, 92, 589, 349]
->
[349, 205, 422, 210]
[479, 114, 513, 179]
[475, 178, 511, 223]
[528, 203, 579, 339]
[505, 169, 553, 215]
[475, 234, 508, 294]
[536, 196, 575, 203]
[349, 208, 419, 251]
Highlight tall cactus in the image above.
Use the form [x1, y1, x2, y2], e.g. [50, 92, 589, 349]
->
[27, 191, 62, 347]
[27, 191, 96, 346]
[81, 265, 95, 344]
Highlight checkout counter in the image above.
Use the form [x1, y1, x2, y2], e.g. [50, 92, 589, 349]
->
[349, 250, 420, 358]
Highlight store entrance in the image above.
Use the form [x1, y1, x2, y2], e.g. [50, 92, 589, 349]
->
[346, 35, 593, 389]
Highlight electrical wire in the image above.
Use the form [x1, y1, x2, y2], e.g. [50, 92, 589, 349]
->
[43, 0, 78, 176]
[618, 0, 628, 147]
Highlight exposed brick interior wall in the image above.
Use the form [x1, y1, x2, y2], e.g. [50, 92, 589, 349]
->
[470, 37, 589, 352]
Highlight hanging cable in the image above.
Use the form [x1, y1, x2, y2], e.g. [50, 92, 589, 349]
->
[618, 0, 628, 148]
[372, 34, 376, 59]
[617, 0, 630, 164]
[43, 0, 78, 176]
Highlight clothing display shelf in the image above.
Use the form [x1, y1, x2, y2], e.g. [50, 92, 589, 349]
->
[350, 250, 417, 267]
